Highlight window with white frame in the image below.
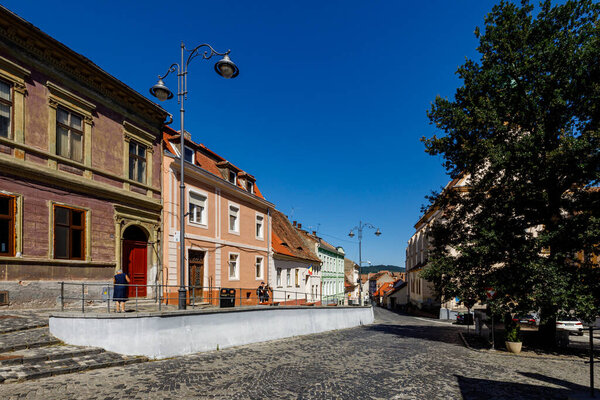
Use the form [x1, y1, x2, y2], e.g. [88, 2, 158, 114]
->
[188, 191, 207, 226]
[255, 214, 264, 239]
[246, 180, 254, 193]
[228, 170, 237, 185]
[228, 253, 239, 280]
[0, 79, 12, 138]
[255, 256, 263, 279]
[184, 146, 194, 164]
[286, 269, 291, 287]
[229, 204, 239, 233]
[276, 268, 282, 287]
[295, 269, 299, 287]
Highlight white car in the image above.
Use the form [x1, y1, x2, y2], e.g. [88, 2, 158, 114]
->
[556, 316, 584, 335]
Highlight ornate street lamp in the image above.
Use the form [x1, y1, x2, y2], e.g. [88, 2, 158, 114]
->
[348, 221, 381, 306]
[150, 43, 239, 310]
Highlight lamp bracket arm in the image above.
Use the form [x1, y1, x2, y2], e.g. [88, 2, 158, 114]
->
[158, 64, 180, 80]
[186, 43, 231, 67]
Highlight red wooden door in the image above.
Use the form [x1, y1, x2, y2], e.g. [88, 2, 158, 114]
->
[123, 240, 147, 297]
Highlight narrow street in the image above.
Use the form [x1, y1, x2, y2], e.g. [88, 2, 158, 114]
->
[0, 307, 594, 399]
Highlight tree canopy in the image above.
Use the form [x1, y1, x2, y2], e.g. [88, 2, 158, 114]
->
[420, 0, 600, 326]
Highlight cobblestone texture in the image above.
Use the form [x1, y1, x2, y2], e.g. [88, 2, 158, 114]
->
[0, 328, 59, 352]
[0, 314, 48, 334]
[0, 308, 595, 399]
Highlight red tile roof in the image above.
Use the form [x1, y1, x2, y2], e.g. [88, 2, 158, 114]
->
[271, 210, 321, 263]
[163, 126, 265, 199]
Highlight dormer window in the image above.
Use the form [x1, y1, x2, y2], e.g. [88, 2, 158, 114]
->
[228, 170, 237, 185]
[246, 180, 254, 193]
[184, 146, 194, 164]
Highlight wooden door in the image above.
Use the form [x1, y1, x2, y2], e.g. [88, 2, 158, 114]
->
[123, 240, 147, 297]
[189, 250, 205, 300]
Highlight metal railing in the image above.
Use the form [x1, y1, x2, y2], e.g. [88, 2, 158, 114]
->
[58, 282, 364, 313]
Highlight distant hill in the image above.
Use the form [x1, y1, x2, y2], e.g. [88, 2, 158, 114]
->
[359, 265, 405, 274]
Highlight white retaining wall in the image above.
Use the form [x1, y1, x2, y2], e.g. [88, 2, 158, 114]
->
[49, 306, 374, 359]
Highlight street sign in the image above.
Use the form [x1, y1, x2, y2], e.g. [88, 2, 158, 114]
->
[485, 287, 496, 299]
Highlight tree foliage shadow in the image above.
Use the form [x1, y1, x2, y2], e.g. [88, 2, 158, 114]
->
[455, 371, 590, 400]
[365, 323, 464, 348]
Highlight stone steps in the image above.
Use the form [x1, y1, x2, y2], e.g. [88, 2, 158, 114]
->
[0, 316, 151, 383]
[0, 327, 61, 352]
[0, 351, 148, 383]
[0, 345, 104, 366]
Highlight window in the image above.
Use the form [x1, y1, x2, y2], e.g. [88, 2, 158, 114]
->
[189, 192, 207, 226]
[255, 256, 263, 279]
[228, 253, 239, 280]
[246, 180, 254, 193]
[0, 194, 14, 256]
[255, 214, 264, 239]
[128, 141, 146, 183]
[286, 269, 291, 287]
[54, 205, 85, 260]
[184, 146, 194, 164]
[228, 170, 237, 185]
[276, 268, 282, 286]
[229, 204, 239, 233]
[295, 269, 299, 287]
[56, 107, 83, 162]
[0, 79, 11, 138]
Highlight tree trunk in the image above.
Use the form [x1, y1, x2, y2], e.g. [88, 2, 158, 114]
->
[538, 306, 557, 348]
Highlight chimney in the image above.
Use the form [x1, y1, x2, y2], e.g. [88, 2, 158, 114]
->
[293, 221, 297, 227]
[298, 223, 302, 229]
[312, 231, 316, 236]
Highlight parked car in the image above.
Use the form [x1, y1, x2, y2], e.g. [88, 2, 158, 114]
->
[512, 315, 538, 326]
[456, 312, 473, 325]
[556, 316, 584, 335]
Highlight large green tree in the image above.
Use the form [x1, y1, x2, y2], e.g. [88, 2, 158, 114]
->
[421, 0, 600, 343]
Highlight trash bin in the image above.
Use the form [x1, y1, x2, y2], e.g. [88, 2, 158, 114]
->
[220, 288, 236, 308]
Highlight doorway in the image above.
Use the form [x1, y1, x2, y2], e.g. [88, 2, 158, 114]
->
[122, 225, 148, 297]
[189, 250, 205, 301]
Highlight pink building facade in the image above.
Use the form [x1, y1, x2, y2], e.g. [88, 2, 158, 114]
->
[0, 7, 167, 305]
[162, 128, 274, 305]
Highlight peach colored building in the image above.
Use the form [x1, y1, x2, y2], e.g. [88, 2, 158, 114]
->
[162, 128, 274, 305]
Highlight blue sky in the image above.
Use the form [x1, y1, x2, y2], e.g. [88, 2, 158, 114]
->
[3, 0, 503, 267]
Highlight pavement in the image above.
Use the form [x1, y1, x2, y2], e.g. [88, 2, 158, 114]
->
[0, 307, 596, 399]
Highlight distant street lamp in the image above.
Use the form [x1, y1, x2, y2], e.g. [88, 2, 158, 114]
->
[150, 43, 239, 310]
[348, 221, 381, 306]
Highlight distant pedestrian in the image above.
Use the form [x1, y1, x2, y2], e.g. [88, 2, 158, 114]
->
[257, 282, 265, 303]
[263, 285, 270, 302]
[113, 269, 130, 313]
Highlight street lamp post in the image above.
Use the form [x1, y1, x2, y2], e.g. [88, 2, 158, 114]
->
[348, 221, 381, 306]
[150, 42, 239, 310]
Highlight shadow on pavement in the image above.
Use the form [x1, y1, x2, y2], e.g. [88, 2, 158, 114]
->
[455, 372, 589, 400]
[365, 323, 463, 347]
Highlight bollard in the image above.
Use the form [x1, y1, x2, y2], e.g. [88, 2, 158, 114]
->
[60, 282, 64, 312]
[590, 326, 595, 398]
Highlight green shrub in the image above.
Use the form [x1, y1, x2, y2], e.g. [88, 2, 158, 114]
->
[505, 324, 521, 342]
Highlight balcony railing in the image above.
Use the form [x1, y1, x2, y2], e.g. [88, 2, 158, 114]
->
[57, 282, 359, 313]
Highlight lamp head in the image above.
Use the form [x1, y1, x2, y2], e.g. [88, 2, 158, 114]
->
[214, 54, 239, 79]
[149, 78, 173, 101]
[348, 231, 355, 238]
[375, 228, 382, 237]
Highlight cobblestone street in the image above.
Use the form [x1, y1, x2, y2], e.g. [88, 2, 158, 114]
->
[0, 307, 595, 399]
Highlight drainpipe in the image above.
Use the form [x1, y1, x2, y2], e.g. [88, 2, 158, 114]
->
[267, 208, 272, 288]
